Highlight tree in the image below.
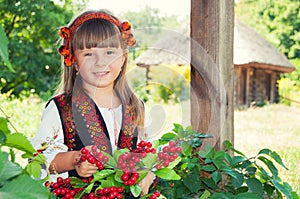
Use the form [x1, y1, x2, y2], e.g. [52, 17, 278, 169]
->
[235, 0, 300, 85]
[0, 0, 85, 98]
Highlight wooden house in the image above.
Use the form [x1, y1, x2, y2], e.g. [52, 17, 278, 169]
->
[135, 20, 295, 107]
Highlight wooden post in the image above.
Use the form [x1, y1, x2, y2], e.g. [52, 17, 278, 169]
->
[190, 0, 234, 150]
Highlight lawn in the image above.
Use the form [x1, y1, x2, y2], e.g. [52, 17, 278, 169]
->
[0, 94, 299, 196]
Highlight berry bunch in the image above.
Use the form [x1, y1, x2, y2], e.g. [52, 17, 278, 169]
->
[45, 177, 81, 198]
[93, 186, 123, 199]
[155, 140, 182, 169]
[121, 171, 139, 186]
[149, 191, 161, 199]
[117, 141, 156, 173]
[133, 140, 156, 154]
[80, 145, 109, 170]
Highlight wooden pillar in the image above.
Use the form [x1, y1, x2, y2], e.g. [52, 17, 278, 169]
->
[190, 0, 234, 150]
[270, 72, 277, 103]
[245, 68, 253, 106]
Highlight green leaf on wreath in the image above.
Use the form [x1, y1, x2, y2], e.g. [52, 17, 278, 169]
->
[154, 168, 180, 180]
[5, 133, 35, 155]
[0, 152, 22, 185]
[0, 174, 50, 199]
[130, 184, 142, 197]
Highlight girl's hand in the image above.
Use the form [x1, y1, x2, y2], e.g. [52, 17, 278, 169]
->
[73, 146, 98, 177]
[139, 171, 155, 195]
[75, 160, 98, 177]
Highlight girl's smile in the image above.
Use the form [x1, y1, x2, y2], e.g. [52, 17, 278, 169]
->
[74, 47, 124, 89]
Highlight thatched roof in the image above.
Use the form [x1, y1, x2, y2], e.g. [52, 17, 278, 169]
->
[135, 20, 295, 73]
[134, 24, 190, 67]
[234, 20, 294, 72]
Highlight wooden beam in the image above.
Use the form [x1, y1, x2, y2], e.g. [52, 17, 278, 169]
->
[190, 0, 234, 150]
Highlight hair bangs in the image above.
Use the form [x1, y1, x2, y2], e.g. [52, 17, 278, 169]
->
[72, 19, 123, 51]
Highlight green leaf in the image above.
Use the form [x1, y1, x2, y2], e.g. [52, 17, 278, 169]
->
[93, 169, 115, 181]
[202, 178, 219, 189]
[102, 151, 116, 168]
[172, 123, 184, 134]
[270, 178, 293, 199]
[183, 167, 203, 193]
[258, 149, 288, 170]
[167, 157, 181, 169]
[0, 174, 50, 199]
[114, 170, 124, 183]
[246, 178, 264, 197]
[5, 133, 35, 155]
[257, 156, 278, 177]
[0, 131, 6, 145]
[236, 192, 261, 199]
[264, 183, 275, 197]
[231, 156, 247, 166]
[223, 140, 246, 157]
[181, 140, 192, 156]
[0, 117, 11, 135]
[25, 161, 42, 179]
[199, 190, 211, 199]
[211, 171, 222, 184]
[130, 184, 142, 198]
[137, 170, 149, 183]
[0, 152, 22, 185]
[142, 153, 156, 169]
[0, 26, 13, 72]
[202, 165, 215, 172]
[154, 168, 180, 180]
[159, 132, 176, 144]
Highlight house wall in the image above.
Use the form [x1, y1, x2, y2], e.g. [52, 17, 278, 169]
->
[234, 66, 280, 107]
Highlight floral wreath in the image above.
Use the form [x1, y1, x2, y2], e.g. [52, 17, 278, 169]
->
[57, 12, 136, 67]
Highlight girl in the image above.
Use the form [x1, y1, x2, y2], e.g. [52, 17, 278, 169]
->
[31, 9, 154, 197]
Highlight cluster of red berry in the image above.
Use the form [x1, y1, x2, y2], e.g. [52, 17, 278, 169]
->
[117, 141, 156, 185]
[133, 140, 156, 154]
[155, 140, 182, 170]
[120, 171, 139, 186]
[87, 186, 123, 199]
[45, 177, 80, 199]
[149, 190, 161, 199]
[80, 146, 109, 170]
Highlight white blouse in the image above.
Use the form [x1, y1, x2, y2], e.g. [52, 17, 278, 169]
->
[30, 100, 153, 181]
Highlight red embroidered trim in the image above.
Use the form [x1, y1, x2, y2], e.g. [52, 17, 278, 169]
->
[54, 92, 137, 153]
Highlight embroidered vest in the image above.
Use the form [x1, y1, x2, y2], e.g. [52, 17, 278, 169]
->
[51, 91, 138, 177]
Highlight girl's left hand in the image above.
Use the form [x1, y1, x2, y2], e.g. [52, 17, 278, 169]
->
[139, 171, 155, 196]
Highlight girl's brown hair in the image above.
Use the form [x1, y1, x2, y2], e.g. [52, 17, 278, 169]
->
[56, 10, 144, 128]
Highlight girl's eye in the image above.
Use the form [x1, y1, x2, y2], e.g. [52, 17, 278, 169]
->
[106, 50, 114, 55]
[84, 53, 92, 56]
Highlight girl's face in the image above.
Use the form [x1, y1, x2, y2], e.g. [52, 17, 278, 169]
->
[74, 47, 124, 91]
